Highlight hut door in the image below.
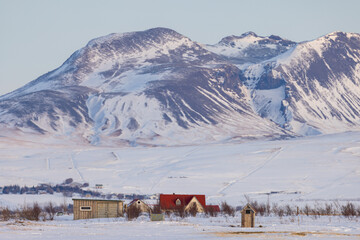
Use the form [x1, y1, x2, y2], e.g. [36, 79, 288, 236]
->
[245, 211, 252, 227]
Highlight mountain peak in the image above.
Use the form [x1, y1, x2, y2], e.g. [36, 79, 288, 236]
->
[240, 31, 258, 38]
[312, 31, 360, 43]
[86, 27, 188, 49]
[206, 32, 296, 65]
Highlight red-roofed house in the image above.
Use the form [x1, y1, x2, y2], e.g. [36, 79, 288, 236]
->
[159, 194, 213, 213]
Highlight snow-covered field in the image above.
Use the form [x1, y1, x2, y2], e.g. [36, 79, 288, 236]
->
[1, 132, 360, 206]
[0, 214, 359, 240]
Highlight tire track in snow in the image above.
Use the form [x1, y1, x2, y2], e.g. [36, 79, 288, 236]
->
[216, 147, 284, 197]
[70, 153, 85, 183]
[150, 147, 200, 191]
[112, 152, 119, 161]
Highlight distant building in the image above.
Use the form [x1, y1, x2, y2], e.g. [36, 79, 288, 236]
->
[241, 203, 256, 227]
[73, 198, 124, 220]
[95, 184, 103, 189]
[150, 213, 165, 221]
[127, 199, 151, 213]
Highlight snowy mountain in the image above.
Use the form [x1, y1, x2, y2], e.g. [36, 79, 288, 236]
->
[0, 28, 288, 146]
[241, 31, 360, 135]
[1, 28, 360, 145]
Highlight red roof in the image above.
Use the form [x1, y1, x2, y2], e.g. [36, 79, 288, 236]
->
[206, 205, 220, 212]
[159, 194, 206, 210]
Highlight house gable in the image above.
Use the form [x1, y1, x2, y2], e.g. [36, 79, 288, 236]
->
[128, 199, 150, 213]
[184, 196, 205, 213]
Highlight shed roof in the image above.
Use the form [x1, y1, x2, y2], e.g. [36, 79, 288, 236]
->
[72, 198, 123, 202]
[128, 199, 148, 206]
[241, 203, 256, 213]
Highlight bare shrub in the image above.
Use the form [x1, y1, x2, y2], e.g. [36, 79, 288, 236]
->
[250, 200, 259, 211]
[266, 196, 271, 216]
[221, 201, 235, 217]
[277, 207, 284, 217]
[165, 210, 171, 218]
[60, 197, 68, 214]
[175, 206, 187, 218]
[60, 203, 67, 214]
[205, 206, 218, 217]
[253, 202, 267, 216]
[188, 203, 198, 217]
[271, 203, 285, 217]
[152, 204, 162, 214]
[284, 205, 293, 216]
[126, 205, 141, 220]
[323, 203, 331, 215]
[40, 212, 47, 221]
[341, 202, 357, 217]
[302, 204, 311, 216]
[244, 195, 251, 203]
[272, 203, 279, 216]
[44, 202, 56, 220]
[1, 207, 12, 221]
[20, 203, 42, 221]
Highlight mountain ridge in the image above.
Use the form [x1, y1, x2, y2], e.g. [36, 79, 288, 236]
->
[1, 28, 359, 145]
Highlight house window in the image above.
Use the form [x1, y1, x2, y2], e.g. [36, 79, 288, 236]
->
[80, 206, 92, 211]
[246, 210, 251, 214]
[175, 199, 181, 206]
[137, 201, 141, 204]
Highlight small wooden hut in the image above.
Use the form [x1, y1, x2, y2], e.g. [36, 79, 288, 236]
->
[241, 203, 256, 227]
[73, 198, 124, 220]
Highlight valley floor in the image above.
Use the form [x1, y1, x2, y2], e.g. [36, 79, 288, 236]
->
[0, 215, 359, 240]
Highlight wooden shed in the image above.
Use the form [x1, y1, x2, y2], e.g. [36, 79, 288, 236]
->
[73, 198, 124, 220]
[241, 203, 256, 227]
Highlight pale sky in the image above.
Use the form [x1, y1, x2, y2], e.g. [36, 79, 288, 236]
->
[1, 0, 359, 96]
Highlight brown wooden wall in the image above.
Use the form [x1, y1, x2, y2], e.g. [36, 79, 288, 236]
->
[241, 211, 255, 227]
[73, 199, 124, 220]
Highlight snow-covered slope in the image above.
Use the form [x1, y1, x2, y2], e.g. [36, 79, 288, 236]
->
[0, 132, 359, 205]
[241, 31, 360, 135]
[205, 32, 296, 65]
[0, 28, 289, 146]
